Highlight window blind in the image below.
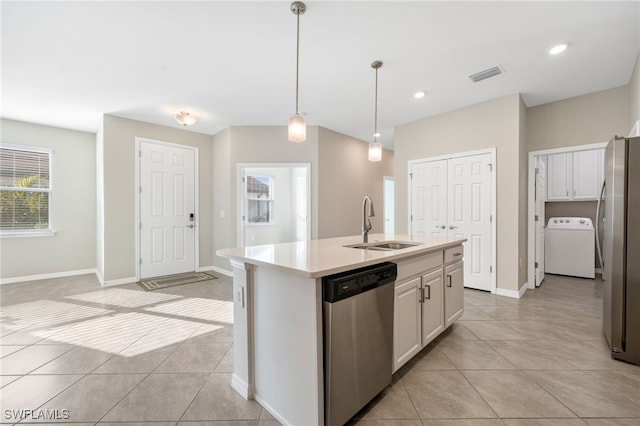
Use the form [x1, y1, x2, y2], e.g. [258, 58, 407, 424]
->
[0, 146, 52, 231]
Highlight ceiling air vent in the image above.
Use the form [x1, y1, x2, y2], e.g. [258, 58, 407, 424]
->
[468, 65, 504, 83]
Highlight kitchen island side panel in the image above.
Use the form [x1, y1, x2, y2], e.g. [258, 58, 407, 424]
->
[252, 265, 324, 425]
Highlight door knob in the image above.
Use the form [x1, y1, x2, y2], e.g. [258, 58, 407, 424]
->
[449, 225, 457, 230]
[187, 224, 194, 228]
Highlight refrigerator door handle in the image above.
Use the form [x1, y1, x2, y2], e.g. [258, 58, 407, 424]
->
[596, 179, 605, 272]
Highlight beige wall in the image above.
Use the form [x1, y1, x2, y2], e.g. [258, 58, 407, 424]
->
[317, 127, 394, 239]
[101, 115, 213, 283]
[212, 125, 394, 272]
[395, 94, 523, 293]
[526, 86, 630, 152]
[212, 126, 320, 271]
[1, 119, 96, 279]
[630, 52, 640, 130]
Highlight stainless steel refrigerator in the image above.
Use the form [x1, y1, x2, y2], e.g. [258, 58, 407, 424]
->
[596, 135, 640, 365]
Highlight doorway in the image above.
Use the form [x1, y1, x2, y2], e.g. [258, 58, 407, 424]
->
[527, 142, 607, 289]
[136, 138, 198, 279]
[409, 149, 496, 293]
[384, 176, 395, 235]
[237, 163, 310, 247]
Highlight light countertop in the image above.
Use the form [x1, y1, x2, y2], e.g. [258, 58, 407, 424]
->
[217, 233, 465, 278]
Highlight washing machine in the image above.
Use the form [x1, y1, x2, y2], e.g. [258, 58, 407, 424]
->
[544, 217, 595, 279]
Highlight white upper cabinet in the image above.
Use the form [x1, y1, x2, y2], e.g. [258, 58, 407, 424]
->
[546, 149, 604, 202]
[573, 149, 604, 200]
[546, 153, 573, 201]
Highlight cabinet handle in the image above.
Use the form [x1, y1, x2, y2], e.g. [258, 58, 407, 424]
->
[453, 252, 462, 257]
[447, 275, 452, 287]
[424, 284, 431, 300]
[419, 287, 424, 303]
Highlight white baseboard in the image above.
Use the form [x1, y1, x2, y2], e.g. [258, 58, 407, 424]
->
[0, 268, 97, 285]
[102, 276, 137, 287]
[207, 265, 233, 277]
[496, 283, 528, 299]
[231, 374, 252, 400]
[254, 394, 290, 426]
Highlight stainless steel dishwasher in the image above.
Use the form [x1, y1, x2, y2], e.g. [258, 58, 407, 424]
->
[323, 262, 397, 426]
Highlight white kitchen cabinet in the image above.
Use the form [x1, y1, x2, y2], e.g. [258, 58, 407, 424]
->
[421, 268, 445, 345]
[546, 152, 573, 201]
[573, 149, 604, 200]
[546, 149, 604, 201]
[393, 276, 422, 369]
[444, 260, 464, 327]
[393, 244, 462, 372]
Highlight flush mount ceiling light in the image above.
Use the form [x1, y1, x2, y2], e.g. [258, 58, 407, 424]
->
[174, 111, 197, 127]
[549, 42, 570, 55]
[413, 91, 426, 99]
[288, 1, 306, 143]
[368, 60, 383, 162]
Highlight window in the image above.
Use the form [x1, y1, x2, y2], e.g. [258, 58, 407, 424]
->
[0, 144, 52, 234]
[245, 174, 274, 224]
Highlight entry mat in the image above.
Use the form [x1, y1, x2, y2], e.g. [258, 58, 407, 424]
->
[138, 271, 217, 291]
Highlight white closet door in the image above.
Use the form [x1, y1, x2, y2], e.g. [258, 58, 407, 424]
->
[447, 153, 492, 292]
[535, 156, 546, 286]
[410, 160, 448, 237]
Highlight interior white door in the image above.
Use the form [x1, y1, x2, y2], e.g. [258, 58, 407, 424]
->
[447, 154, 492, 291]
[535, 156, 546, 286]
[384, 177, 395, 235]
[410, 160, 448, 237]
[140, 141, 195, 278]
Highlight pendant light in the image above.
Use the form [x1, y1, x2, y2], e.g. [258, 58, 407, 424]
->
[288, 1, 306, 142]
[368, 61, 383, 162]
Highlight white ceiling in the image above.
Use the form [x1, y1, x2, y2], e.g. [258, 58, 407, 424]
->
[2, 1, 639, 149]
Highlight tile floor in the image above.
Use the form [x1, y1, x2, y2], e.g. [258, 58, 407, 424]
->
[1, 272, 639, 425]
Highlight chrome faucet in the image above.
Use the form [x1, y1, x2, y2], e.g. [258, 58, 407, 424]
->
[361, 195, 375, 243]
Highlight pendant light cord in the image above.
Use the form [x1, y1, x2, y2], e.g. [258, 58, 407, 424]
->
[295, 11, 300, 114]
[374, 66, 378, 141]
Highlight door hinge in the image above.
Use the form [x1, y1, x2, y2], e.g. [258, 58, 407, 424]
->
[535, 262, 539, 268]
[535, 214, 539, 221]
[488, 163, 493, 172]
[490, 266, 493, 273]
[139, 186, 142, 193]
[242, 215, 245, 221]
[242, 176, 245, 183]
[410, 214, 413, 221]
[140, 258, 143, 265]
[139, 150, 142, 158]
[139, 222, 142, 230]
[535, 167, 539, 175]
[490, 215, 493, 223]
[409, 173, 413, 179]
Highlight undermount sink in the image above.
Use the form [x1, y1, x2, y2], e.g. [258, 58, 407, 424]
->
[344, 241, 422, 251]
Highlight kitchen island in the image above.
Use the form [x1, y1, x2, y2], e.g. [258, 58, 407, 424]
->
[217, 233, 465, 425]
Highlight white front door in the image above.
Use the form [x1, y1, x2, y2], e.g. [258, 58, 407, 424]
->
[410, 160, 448, 237]
[447, 154, 492, 292]
[535, 156, 546, 286]
[410, 152, 493, 292]
[140, 141, 196, 278]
